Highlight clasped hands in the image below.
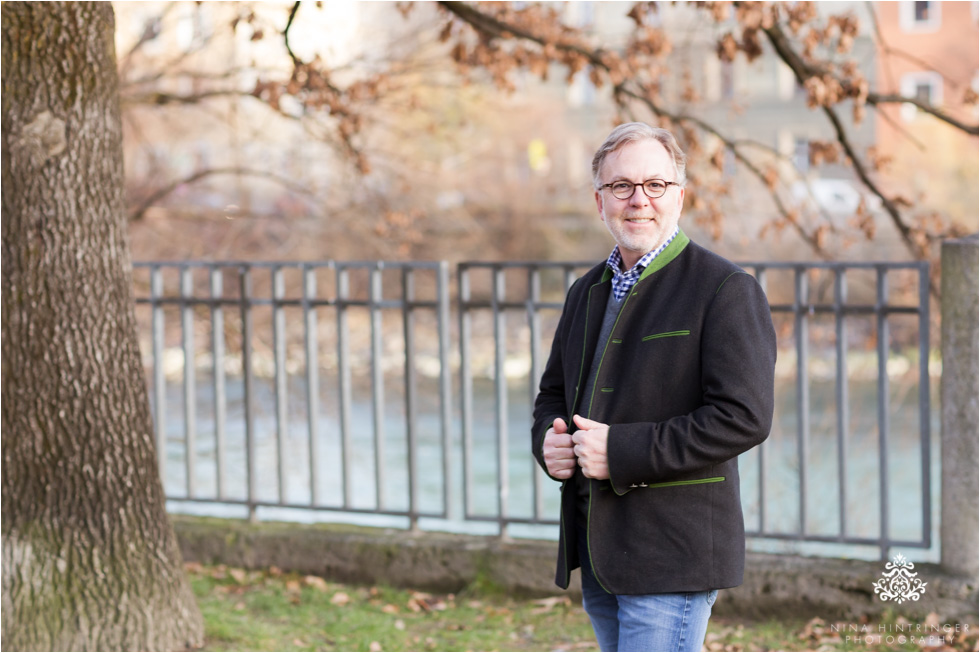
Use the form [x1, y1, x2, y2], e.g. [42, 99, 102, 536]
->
[543, 415, 609, 480]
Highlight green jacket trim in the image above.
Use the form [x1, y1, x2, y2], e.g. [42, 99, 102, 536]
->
[598, 229, 692, 284]
[631, 476, 726, 489]
[642, 330, 691, 341]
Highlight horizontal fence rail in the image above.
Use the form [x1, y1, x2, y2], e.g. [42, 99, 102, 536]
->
[134, 259, 933, 560]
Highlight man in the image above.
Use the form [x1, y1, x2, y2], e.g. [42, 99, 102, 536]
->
[532, 122, 776, 652]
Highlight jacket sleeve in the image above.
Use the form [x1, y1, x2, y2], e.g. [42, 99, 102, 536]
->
[531, 283, 578, 480]
[606, 271, 777, 494]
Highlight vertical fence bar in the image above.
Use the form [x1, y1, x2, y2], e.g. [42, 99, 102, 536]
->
[754, 266, 768, 534]
[272, 267, 289, 503]
[210, 267, 228, 500]
[437, 261, 453, 520]
[528, 267, 545, 522]
[402, 267, 419, 529]
[304, 265, 321, 506]
[918, 263, 932, 547]
[834, 267, 849, 539]
[794, 267, 809, 536]
[876, 267, 890, 560]
[151, 266, 167, 487]
[336, 266, 354, 508]
[181, 267, 197, 498]
[459, 267, 475, 518]
[239, 266, 258, 521]
[493, 266, 510, 538]
[370, 265, 386, 509]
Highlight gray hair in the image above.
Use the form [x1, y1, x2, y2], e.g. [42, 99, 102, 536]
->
[591, 122, 687, 189]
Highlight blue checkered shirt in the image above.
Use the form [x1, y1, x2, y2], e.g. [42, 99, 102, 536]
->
[606, 228, 679, 301]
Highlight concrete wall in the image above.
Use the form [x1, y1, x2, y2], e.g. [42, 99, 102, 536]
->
[174, 516, 978, 621]
[941, 234, 980, 579]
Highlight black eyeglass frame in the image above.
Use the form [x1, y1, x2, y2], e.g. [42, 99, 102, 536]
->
[599, 179, 682, 200]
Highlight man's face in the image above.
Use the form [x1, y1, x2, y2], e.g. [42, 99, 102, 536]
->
[594, 139, 685, 269]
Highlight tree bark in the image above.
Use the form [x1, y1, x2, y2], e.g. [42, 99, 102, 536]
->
[1, 3, 204, 650]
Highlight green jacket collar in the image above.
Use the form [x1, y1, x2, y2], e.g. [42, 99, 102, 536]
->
[600, 229, 691, 284]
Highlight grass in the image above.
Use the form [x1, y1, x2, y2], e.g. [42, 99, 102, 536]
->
[188, 564, 978, 652]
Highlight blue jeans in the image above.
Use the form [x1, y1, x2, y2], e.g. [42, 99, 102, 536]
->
[578, 528, 718, 652]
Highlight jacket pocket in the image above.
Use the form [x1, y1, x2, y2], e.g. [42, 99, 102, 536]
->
[629, 476, 724, 489]
[641, 329, 690, 341]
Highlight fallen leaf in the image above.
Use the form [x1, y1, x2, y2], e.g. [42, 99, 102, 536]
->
[331, 591, 351, 606]
[395, 619, 406, 631]
[285, 579, 301, 593]
[531, 596, 571, 614]
[369, 642, 382, 652]
[229, 568, 248, 584]
[303, 575, 329, 591]
[382, 604, 399, 614]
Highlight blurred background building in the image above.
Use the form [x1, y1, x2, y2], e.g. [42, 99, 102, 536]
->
[112, 1, 978, 264]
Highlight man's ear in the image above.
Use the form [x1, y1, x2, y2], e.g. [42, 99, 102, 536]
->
[595, 190, 605, 221]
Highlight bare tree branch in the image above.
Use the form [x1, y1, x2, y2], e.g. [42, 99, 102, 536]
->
[865, 93, 979, 135]
[284, 1, 303, 68]
[437, 0, 835, 258]
[758, 19, 921, 253]
[128, 167, 316, 221]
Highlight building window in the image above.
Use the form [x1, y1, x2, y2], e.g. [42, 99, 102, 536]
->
[567, 68, 596, 107]
[900, 0, 941, 32]
[900, 72, 943, 121]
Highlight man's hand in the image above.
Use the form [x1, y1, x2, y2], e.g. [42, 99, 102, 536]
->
[572, 415, 610, 480]
[543, 418, 576, 480]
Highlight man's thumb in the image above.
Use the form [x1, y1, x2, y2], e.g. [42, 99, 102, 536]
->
[573, 414, 600, 430]
[553, 417, 568, 433]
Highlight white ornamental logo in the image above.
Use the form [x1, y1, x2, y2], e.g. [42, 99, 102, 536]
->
[872, 553, 927, 603]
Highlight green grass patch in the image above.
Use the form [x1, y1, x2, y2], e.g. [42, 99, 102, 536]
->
[188, 564, 977, 652]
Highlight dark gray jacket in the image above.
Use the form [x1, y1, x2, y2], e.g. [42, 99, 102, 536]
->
[532, 231, 777, 594]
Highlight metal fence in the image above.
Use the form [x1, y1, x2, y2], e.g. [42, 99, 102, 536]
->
[134, 261, 453, 529]
[134, 259, 932, 560]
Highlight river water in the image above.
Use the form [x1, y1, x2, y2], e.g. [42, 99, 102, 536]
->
[160, 371, 940, 563]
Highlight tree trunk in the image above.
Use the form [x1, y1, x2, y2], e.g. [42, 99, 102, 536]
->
[1, 3, 204, 650]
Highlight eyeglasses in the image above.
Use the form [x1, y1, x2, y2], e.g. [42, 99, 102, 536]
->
[600, 179, 681, 200]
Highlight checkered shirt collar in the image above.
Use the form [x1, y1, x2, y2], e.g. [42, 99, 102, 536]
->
[605, 228, 679, 301]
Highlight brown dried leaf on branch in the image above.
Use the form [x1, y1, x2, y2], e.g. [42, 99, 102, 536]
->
[804, 74, 845, 108]
[848, 198, 876, 240]
[826, 12, 860, 54]
[808, 140, 840, 166]
[716, 32, 739, 63]
[865, 146, 893, 172]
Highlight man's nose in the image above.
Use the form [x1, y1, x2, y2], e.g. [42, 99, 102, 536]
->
[628, 185, 650, 206]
